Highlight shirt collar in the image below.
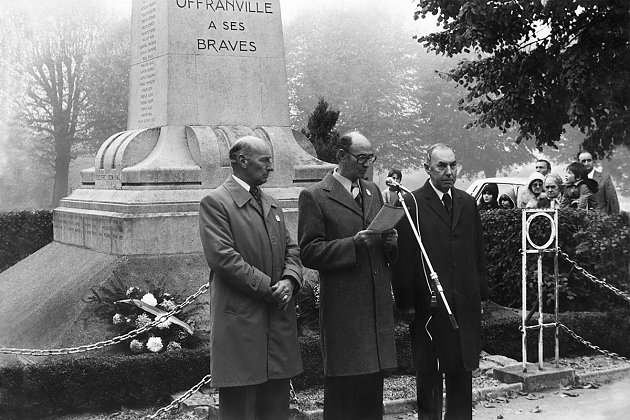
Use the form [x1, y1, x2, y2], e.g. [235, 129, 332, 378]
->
[333, 169, 355, 194]
[232, 174, 252, 191]
[429, 180, 451, 200]
[587, 168, 595, 179]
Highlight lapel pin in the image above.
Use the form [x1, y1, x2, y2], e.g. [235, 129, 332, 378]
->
[275, 214, 281, 222]
[366, 189, 371, 196]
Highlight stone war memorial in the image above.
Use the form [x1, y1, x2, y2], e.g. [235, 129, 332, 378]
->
[0, 0, 333, 354]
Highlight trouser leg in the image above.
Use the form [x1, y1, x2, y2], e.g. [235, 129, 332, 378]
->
[219, 385, 257, 420]
[416, 369, 443, 420]
[255, 378, 290, 420]
[324, 372, 385, 420]
[444, 371, 472, 420]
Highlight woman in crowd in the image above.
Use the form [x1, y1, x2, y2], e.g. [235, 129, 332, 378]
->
[517, 172, 546, 208]
[498, 192, 515, 209]
[561, 162, 598, 210]
[478, 183, 499, 210]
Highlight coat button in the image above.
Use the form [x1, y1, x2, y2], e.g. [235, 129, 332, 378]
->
[374, 269, 380, 275]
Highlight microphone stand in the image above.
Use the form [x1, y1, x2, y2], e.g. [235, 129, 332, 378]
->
[395, 188, 459, 330]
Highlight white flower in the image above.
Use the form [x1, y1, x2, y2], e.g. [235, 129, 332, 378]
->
[147, 336, 163, 353]
[135, 313, 152, 328]
[166, 341, 182, 352]
[129, 339, 144, 353]
[156, 315, 172, 329]
[126, 286, 140, 297]
[112, 313, 124, 325]
[160, 299, 177, 312]
[141, 293, 158, 306]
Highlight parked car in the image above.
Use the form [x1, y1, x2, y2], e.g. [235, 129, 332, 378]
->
[466, 177, 528, 207]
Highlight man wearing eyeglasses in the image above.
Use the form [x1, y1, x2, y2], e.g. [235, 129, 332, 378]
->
[298, 131, 398, 419]
[392, 143, 488, 420]
[577, 150, 620, 215]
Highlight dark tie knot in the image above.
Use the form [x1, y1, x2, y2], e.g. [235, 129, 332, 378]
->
[442, 193, 452, 216]
[249, 186, 262, 209]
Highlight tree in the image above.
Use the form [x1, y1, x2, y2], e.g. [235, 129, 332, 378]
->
[284, 4, 534, 177]
[414, 0, 630, 159]
[4, 3, 130, 207]
[301, 98, 341, 163]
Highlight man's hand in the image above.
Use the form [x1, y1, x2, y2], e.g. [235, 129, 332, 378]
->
[353, 230, 383, 248]
[399, 307, 416, 323]
[271, 278, 294, 310]
[381, 228, 398, 252]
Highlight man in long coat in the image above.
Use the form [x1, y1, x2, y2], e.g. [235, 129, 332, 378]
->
[199, 136, 303, 420]
[578, 150, 620, 214]
[298, 131, 398, 420]
[392, 143, 488, 420]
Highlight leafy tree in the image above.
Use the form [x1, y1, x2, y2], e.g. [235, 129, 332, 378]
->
[414, 0, 630, 159]
[3, 3, 130, 207]
[301, 98, 340, 163]
[284, 4, 534, 177]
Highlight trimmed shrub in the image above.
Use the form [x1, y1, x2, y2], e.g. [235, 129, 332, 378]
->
[0, 347, 210, 418]
[481, 209, 629, 312]
[0, 210, 53, 273]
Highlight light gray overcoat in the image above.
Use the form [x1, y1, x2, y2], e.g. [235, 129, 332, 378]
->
[298, 172, 397, 376]
[199, 176, 303, 387]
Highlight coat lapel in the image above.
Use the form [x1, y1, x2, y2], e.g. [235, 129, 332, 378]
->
[422, 180, 451, 228]
[323, 173, 363, 217]
[359, 179, 373, 218]
[223, 176, 265, 216]
[451, 189, 463, 231]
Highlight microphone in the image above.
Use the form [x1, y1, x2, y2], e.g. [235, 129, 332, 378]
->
[385, 177, 411, 193]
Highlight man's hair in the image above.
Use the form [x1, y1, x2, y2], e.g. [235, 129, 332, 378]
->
[567, 162, 589, 180]
[425, 143, 454, 163]
[536, 159, 551, 171]
[577, 149, 595, 161]
[387, 169, 402, 180]
[338, 131, 357, 151]
[229, 139, 249, 164]
[544, 173, 563, 187]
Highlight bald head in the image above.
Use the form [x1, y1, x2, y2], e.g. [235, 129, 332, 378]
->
[424, 143, 458, 193]
[230, 136, 274, 186]
[337, 131, 375, 182]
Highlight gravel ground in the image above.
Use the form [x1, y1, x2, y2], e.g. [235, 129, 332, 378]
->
[40, 355, 629, 420]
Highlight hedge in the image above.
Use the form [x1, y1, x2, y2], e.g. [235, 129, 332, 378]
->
[0, 347, 210, 419]
[0, 210, 53, 273]
[2, 310, 627, 418]
[481, 209, 629, 312]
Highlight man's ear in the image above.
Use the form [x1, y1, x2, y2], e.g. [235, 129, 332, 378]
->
[237, 154, 248, 168]
[336, 149, 345, 163]
[423, 162, 430, 174]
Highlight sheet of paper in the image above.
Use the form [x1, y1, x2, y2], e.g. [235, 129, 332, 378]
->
[367, 204, 405, 232]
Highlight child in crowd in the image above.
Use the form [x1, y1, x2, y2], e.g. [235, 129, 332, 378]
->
[562, 162, 598, 210]
[478, 183, 499, 210]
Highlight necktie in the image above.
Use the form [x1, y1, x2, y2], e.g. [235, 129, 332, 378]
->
[351, 182, 363, 209]
[249, 186, 263, 210]
[442, 193, 452, 219]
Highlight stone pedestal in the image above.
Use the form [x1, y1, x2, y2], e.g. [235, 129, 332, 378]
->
[0, 0, 333, 352]
[493, 363, 575, 392]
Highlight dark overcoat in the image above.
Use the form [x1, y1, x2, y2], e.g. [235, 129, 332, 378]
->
[199, 176, 303, 387]
[392, 180, 488, 373]
[298, 172, 397, 376]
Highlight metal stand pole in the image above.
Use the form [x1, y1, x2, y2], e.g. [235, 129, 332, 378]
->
[396, 190, 458, 330]
[521, 210, 528, 372]
[538, 251, 544, 370]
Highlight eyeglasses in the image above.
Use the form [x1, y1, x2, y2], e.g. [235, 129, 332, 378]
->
[345, 150, 377, 164]
[531, 181, 543, 187]
[580, 159, 592, 163]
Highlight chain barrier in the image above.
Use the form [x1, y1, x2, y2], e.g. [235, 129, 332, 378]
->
[289, 379, 299, 407]
[146, 374, 213, 419]
[0, 282, 209, 356]
[558, 323, 630, 363]
[559, 248, 630, 303]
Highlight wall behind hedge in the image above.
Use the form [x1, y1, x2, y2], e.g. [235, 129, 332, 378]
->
[0, 210, 53, 273]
